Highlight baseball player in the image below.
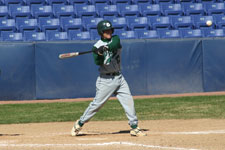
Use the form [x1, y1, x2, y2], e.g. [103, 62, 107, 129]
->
[71, 20, 146, 137]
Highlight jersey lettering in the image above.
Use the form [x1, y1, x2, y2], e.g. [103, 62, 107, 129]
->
[103, 51, 113, 65]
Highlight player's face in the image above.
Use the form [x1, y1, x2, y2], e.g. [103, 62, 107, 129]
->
[102, 29, 112, 39]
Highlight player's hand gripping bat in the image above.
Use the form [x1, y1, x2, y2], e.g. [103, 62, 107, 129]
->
[58, 45, 108, 59]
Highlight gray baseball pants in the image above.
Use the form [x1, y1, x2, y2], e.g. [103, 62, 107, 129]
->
[79, 74, 138, 127]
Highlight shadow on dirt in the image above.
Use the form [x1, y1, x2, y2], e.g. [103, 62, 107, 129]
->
[112, 129, 149, 134]
[76, 129, 149, 136]
[0, 134, 21, 136]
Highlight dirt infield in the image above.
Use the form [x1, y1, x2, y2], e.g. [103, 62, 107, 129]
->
[0, 119, 225, 150]
[1, 92, 225, 150]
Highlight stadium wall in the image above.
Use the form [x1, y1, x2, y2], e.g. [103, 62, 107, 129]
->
[0, 43, 35, 100]
[0, 38, 224, 100]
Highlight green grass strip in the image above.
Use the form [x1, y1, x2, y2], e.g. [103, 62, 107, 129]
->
[0, 95, 225, 124]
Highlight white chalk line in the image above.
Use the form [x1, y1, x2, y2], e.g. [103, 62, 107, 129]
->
[150, 130, 225, 135]
[0, 142, 200, 150]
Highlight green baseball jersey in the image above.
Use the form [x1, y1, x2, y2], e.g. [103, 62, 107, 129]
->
[92, 35, 122, 74]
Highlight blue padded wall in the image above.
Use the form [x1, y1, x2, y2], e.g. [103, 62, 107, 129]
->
[0, 43, 35, 100]
[1, 38, 225, 100]
[146, 39, 204, 94]
[35, 41, 99, 99]
[121, 39, 149, 95]
[202, 39, 225, 92]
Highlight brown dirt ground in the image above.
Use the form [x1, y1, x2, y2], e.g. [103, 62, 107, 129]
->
[0, 120, 225, 150]
[1, 92, 225, 150]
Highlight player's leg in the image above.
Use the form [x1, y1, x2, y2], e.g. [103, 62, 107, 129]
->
[71, 76, 118, 136]
[79, 76, 119, 123]
[115, 75, 138, 127]
[115, 75, 146, 136]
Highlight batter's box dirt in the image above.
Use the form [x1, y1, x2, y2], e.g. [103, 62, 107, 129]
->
[0, 119, 225, 150]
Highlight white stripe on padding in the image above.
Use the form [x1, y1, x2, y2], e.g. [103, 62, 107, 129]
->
[0, 142, 201, 150]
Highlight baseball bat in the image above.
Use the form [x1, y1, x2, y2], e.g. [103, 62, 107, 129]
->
[59, 50, 94, 59]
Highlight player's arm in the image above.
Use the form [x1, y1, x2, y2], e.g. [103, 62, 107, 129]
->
[107, 35, 122, 52]
[93, 46, 104, 65]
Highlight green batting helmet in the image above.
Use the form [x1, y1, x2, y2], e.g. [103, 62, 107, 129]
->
[97, 20, 114, 35]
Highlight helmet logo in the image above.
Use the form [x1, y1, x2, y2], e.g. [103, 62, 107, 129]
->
[105, 22, 111, 27]
[106, 22, 110, 27]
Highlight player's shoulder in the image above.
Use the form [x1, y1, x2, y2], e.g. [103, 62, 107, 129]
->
[112, 35, 120, 39]
[112, 35, 121, 42]
[93, 39, 106, 49]
[93, 35, 120, 48]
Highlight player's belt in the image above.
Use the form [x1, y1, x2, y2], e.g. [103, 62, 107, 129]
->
[103, 72, 121, 76]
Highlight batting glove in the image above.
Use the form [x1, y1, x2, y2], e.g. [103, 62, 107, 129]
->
[97, 45, 108, 55]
